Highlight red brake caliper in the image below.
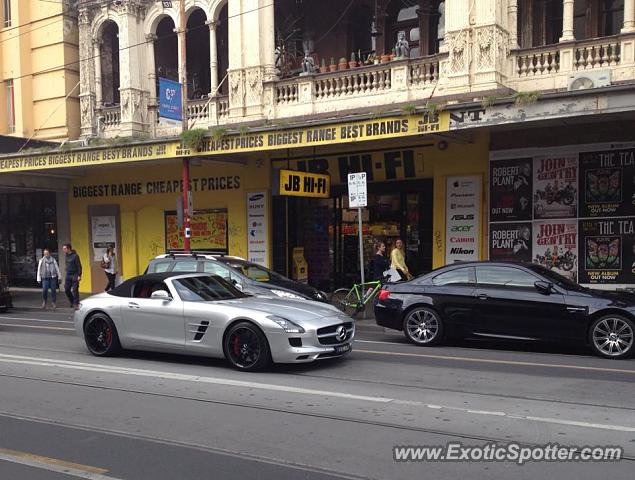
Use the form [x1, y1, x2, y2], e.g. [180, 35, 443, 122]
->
[233, 335, 241, 356]
[105, 328, 112, 346]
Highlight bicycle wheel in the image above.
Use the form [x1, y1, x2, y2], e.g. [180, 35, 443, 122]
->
[331, 288, 359, 317]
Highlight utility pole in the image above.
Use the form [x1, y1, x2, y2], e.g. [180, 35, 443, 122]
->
[179, 0, 191, 253]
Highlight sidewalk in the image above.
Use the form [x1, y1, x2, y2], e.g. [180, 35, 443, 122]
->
[5, 288, 386, 332]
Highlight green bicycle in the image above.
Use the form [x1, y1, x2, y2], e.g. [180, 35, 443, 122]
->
[331, 280, 383, 317]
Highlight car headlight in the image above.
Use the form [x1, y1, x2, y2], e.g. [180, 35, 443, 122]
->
[267, 315, 305, 334]
[270, 289, 304, 300]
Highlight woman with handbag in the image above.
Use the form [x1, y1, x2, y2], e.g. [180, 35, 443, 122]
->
[102, 246, 117, 292]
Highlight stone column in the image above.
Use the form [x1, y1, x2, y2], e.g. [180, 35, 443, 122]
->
[93, 40, 102, 108]
[508, 0, 519, 49]
[78, 8, 96, 137]
[560, 0, 575, 42]
[623, 0, 635, 33]
[207, 20, 218, 95]
[145, 34, 157, 102]
[261, 0, 276, 80]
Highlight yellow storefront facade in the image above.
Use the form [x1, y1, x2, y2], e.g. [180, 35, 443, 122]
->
[0, 112, 490, 293]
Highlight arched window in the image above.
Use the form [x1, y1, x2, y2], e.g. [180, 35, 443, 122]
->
[216, 5, 229, 95]
[100, 21, 120, 106]
[518, 0, 563, 48]
[574, 0, 624, 39]
[385, 0, 443, 58]
[154, 17, 178, 92]
[186, 8, 211, 99]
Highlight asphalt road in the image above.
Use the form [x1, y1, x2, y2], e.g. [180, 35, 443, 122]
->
[0, 309, 634, 479]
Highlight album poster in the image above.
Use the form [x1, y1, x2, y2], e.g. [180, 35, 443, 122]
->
[490, 158, 533, 222]
[489, 223, 532, 263]
[532, 220, 578, 282]
[533, 155, 578, 219]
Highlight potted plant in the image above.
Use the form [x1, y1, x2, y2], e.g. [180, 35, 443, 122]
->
[338, 57, 348, 70]
[320, 58, 328, 74]
[329, 57, 337, 72]
[349, 51, 358, 69]
[380, 51, 391, 63]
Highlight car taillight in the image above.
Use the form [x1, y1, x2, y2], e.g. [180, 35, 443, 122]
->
[378, 289, 391, 301]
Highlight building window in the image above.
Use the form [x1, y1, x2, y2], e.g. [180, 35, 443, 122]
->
[3, 0, 11, 28]
[6, 79, 15, 133]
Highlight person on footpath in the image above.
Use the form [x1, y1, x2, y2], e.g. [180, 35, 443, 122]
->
[36, 248, 61, 310]
[372, 241, 390, 282]
[390, 238, 413, 281]
[62, 243, 82, 310]
[102, 246, 117, 292]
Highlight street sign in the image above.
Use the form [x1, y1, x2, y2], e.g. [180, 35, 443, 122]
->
[159, 77, 182, 121]
[347, 172, 368, 208]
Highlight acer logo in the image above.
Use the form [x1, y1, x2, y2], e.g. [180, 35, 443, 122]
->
[451, 225, 473, 232]
[450, 247, 475, 255]
[451, 214, 475, 220]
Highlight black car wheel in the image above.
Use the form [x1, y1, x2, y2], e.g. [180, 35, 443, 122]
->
[84, 313, 121, 357]
[224, 322, 271, 371]
[589, 315, 634, 359]
[403, 307, 443, 346]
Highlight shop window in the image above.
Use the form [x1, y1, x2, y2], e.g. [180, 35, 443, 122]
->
[3, 0, 11, 28]
[6, 78, 15, 133]
[100, 21, 120, 106]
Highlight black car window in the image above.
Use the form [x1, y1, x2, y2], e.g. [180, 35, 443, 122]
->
[133, 281, 171, 299]
[173, 276, 246, 302]
[203, 261, 231, 278]
[476, 266, 537, 288]
[172, 260, 199, 273]
[432, 267, 474, 286]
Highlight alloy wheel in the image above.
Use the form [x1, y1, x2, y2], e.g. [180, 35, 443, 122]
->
[404, 308, 441, 345]
[227, 327, 262, 369]
[84, 316, 114, 355]
[592, 317, 634, 358]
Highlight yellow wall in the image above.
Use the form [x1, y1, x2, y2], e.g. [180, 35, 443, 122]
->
[69, 158, 271, 293]
[0, 1, 79, 141]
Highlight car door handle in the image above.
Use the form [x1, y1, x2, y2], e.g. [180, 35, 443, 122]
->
[475, 294, 489, 300]
[128, 302, 140, 309]
[566, 306, 587, 313]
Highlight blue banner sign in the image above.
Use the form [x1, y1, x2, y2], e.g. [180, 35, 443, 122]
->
[159, 77, 182, 121]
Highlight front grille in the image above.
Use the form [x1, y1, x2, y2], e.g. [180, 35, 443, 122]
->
[317, 322, 354, 345]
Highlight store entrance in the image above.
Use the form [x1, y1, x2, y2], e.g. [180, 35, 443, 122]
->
[273, 179, 433, 292]
[0, 192, 58, 287]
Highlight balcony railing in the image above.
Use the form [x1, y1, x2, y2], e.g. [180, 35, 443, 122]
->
[273, 57, 440, 107]
[187, 98, 209, 124]
[101, 105, 121, 128]
[513, 35, 624, 77]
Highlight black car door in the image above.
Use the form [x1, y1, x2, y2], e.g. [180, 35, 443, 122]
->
[473, 265, 568, 339]
[427, 266, 477, 331]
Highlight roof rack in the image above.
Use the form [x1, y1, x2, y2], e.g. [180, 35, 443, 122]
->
[165, 250, 228, 259]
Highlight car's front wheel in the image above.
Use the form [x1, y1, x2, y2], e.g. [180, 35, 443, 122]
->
[403, 307, 444, 346]
[223, 321, 272, 371]
[589, 315, 634, 359]
[83, 313, 121, 356]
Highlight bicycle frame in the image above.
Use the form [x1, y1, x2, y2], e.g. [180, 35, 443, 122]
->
[343, 281, 383, 310]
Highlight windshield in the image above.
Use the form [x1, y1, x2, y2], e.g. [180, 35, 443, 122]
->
[528, 264, 586, 291]
[173, 276, 247, 302]
[225, 261, 286, 283]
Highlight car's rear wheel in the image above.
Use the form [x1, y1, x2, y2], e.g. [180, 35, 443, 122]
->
[331, 288, 359, 317]
[84, 313, 121, 356]
[403, 307, 443, 346]
[589, 315, 634, 359]
[224, 322, 271, 371]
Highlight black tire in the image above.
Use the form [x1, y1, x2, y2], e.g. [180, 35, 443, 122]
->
[83, 313, 121, 357]
[403, 306, 444, 346]
[331, 288, 359, 317]
[223, 321, 272, 372]
[589, 314, 634, 359]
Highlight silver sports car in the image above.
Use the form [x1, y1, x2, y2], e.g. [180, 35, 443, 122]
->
[74, 273, 354, 371]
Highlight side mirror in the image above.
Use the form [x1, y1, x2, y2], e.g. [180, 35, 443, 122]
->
[534, 280, 553, 295]
[233, 281, 244, 292]
[151, 290, 171, 301]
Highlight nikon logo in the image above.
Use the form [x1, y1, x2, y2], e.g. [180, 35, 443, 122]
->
[450, 247, 475, 255]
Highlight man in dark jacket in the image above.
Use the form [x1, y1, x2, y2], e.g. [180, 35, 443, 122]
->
[62, 243, 82, 309]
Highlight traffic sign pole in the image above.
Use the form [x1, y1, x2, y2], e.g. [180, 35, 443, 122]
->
[358, 207, 364, 286]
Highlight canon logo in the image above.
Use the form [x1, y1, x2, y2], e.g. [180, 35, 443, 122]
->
[450, 237, 475, 243]
[450, 247, 475, 255]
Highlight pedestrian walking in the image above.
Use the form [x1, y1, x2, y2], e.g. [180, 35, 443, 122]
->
[390, 238, 413, 281]
[36, 249, 61, 310]
[372, 241, 390, 281]
[62, 243, 82, 310]
[102, 246, 117, 292]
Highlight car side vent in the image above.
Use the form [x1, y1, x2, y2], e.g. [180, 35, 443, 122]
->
[191, 321, 210, 342]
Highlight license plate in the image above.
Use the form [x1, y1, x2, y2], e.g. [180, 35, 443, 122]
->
[334, 344, 351, 354]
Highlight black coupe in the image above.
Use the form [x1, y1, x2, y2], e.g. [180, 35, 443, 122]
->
[374, 261, 635, 359]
